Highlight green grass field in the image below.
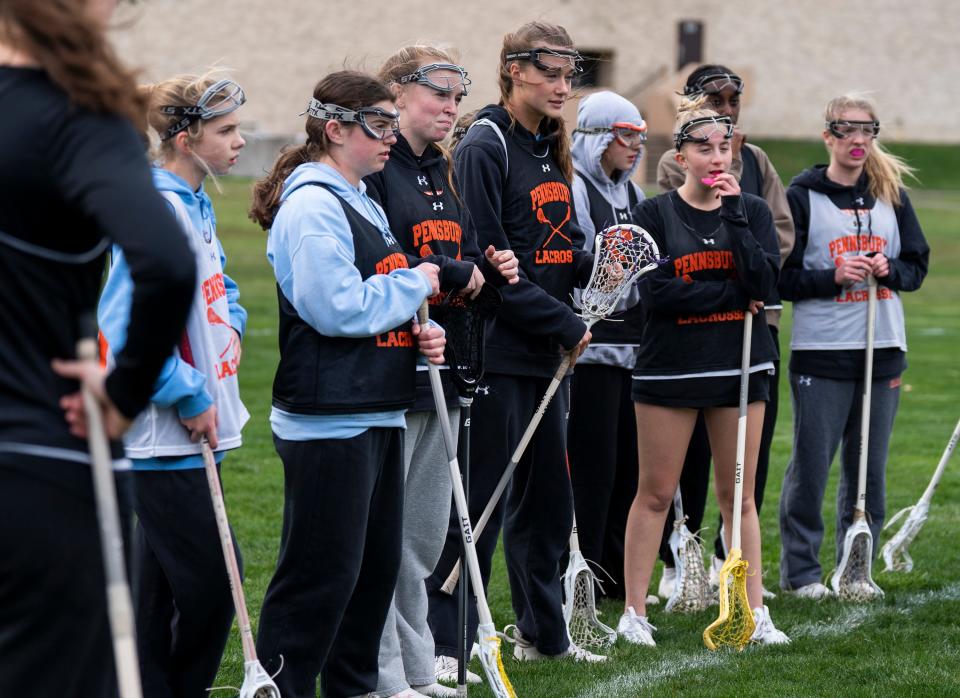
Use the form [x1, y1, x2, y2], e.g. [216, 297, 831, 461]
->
[208, 144, 960, 697]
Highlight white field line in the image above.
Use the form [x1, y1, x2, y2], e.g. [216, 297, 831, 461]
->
[577, 583, 960, 698]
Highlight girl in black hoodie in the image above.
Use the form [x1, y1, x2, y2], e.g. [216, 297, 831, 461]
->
[777, 94, 928, 598]
[427, 21, 601, 663]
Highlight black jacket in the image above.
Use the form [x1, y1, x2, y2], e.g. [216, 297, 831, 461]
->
[454, 105, 593, 377]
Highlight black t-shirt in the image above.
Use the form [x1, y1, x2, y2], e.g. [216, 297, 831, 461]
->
[0, 67, 194, 467]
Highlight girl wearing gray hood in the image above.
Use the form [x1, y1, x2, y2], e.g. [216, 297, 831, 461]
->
[567, 91, 647, 601]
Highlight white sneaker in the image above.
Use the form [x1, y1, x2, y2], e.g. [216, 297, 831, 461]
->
[762, 586, 777, 600]
[708, 556, 724, 588]
[502, 625, 606, 662]
[388, 690, 429, 698]
[786, 582, 834, 600]
[434, 655, 481, 685]
[411, 683, 457, 698]
[616, 607, 656, 646]
[657, 567, 676, 599]
[749, 605, 790, 645]
[646, 593, 661, 606]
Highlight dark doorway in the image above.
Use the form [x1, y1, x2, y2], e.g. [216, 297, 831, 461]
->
[677, 20, 704, 70]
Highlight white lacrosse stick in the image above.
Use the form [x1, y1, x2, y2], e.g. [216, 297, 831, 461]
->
[831, 275, 884, 601]
[562, 513, 617, 648]
[419, 304, 516, 698]
[440, 224, 662, 595]
[665, 486, 711, 613]
[881, 416, 960, 572]
[76, 334, 143, 698]
[201, 441, 280, 698]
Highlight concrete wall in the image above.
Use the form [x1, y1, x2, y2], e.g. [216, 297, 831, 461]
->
[111, 0, 960, 176]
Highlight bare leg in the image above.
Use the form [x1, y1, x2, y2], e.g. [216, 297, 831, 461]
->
[624, 404, 698, 614]
[704, 402, 765, 610]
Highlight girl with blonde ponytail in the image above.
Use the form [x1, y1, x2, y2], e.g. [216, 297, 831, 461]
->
[368, 45, 519, 697]
[97, 70, 250, 696]
[435, 21, 604, 664]
[778, 94, 929, 599]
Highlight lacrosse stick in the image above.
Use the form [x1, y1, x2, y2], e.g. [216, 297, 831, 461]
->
[666, 486, 711, 613]
[881, 416, 960, 572]
[434, 285, 502, 697]
[562, 452, 617, 648]
[76, 327, 143, 698]
[830, 275, 884, 601]
[704, 310, 756, 650]
[440, 224, 663, 594]
[419, 303, 515, 698]
[201, 441, 280, 698]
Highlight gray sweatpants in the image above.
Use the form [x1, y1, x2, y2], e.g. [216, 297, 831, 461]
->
[778, 371, 901, 590]
[376, 408, 458, 696]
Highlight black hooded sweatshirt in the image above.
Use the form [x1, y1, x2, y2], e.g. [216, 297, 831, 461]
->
[365, 133, 502, 409]
[781, 165, 929, 379]
[454, 105, 593, 377]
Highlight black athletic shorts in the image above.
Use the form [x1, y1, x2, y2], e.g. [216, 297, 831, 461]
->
[631, 369, 771, 408]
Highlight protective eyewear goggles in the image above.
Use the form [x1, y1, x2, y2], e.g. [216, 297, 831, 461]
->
[574, 121, 647, 147]
[827, 119, 880, 139]
[673, 115, 734, 150]
[504, 47, 583, 75]
[303, 98, 400, 141]
[159, 79, 246, 141]
[682, 71, 744, 97]
[398, 63, 471, 95]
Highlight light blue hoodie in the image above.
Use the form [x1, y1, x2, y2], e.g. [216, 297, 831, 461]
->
[267, 162, 432, 440]
[98, 168, 246, 469]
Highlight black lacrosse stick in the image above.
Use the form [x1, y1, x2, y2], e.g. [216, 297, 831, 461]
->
[433, 283, 501, 691]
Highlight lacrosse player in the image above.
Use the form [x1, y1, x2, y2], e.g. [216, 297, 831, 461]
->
[778, 94, 928, 598]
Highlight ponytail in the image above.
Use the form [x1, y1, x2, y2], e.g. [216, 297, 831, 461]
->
[249, 143, 323, 230]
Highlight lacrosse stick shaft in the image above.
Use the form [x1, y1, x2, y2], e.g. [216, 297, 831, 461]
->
[441, 348, 573, 593]
[855, 276, 878, 518]
[731, 311, 752, 552]
[419, 304, 497, 627]
[456, 399, 472, 696]
[77, 337, 143, 698]
[672, 485, 684, 521]
[201, 441, 257, 662]
[919, 417, 960, 504]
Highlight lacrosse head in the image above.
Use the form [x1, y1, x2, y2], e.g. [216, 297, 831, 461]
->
[703, 548, 755, 651]
[434, 284, 501, 398]
[881, 501, 929, 573]
[476, 622, 516, 698]
[561, 550, 617, 647]
[239, 660, 280, 698]
[666, 521, 712, 613]
[579, 224, 661, 324]
[831, 517, 884, 601]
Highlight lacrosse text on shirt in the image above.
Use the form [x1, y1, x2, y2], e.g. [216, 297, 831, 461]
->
[411, 219, 463, 254]
[530, 181, 575, 265]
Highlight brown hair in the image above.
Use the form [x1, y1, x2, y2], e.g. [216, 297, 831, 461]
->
[824, 94, 914, 206]
[0, 0, 146, 130]
[499, 21, 576, 181]
[249, 71, 393, 230]
[377, 44, 461, 201]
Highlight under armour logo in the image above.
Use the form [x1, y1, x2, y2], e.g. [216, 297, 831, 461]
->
[542, 164, 551, 173]
[417, 175, 428, 186]
[618, 211, 629, 221]
[702, 238, 716, 245]
[799, 376, 812, 386]
[476, 383, 490, 395]
[432, 201, 444, 211]
[854, 196, 864, 207]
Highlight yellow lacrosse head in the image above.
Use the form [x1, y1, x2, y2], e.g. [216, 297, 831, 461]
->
[479, 629, 517, 698]
[703, 548, 756, 651]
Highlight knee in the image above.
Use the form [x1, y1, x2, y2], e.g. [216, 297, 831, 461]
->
[633, 485, 674, 515]
[717, 491, 756, 520]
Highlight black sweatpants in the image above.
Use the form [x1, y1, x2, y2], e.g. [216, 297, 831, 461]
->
[568, 364, 638, 599]
[0, 458, 132, 698]
[658, 327, 780, 564]
[132, 467, 239, 698]
[427, 372, 573, 656]
[256, 429, 404, 698]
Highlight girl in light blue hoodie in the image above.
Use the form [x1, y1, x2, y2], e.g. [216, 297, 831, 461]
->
[97, 73, 249, 696]
[249, 71, 444, 698]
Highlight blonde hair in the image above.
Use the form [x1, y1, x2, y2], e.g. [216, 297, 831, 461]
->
[142, 70, 239, 166]
[673, 94, 721, 151]
[824, 94, 915, 206]
[377, 44, 461, 200]
[499, 21, 576, 182]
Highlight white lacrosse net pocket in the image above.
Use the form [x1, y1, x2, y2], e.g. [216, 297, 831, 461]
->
[833, 523, 884, 601]
[881, 502, 928, 573]
[666, 523, 712, 613]
[579, 225, 660, 322]
[563, 553, 617, 648]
